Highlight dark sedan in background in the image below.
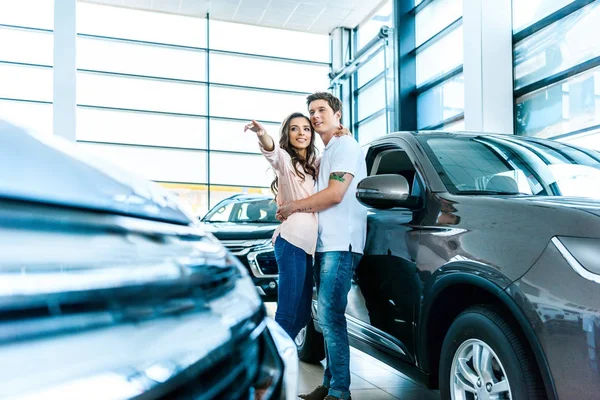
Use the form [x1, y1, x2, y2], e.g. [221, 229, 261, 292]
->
[201, 194, 281, 301]
[299, 131, 600, 400]
[0, 121, 297, 399]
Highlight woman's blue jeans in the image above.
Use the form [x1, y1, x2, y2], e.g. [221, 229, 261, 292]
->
[273, 235, 313, 339]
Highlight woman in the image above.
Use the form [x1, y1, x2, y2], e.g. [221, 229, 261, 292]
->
[245, 113, 346, 339]
[244, 113, 318, 339]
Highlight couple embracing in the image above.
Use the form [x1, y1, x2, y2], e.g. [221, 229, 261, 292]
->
[245, 92, 366, 400]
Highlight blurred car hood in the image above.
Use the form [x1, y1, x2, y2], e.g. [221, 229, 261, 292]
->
[0, 121, 195, 225]
[204, 222, 279, 240]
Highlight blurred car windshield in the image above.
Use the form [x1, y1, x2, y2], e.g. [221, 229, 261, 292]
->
[204, 199, 279, 223]
[420, 135, 600, 198]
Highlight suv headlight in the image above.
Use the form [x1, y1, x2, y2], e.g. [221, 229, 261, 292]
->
[552, 236, 600, 284]
[254, 239, 274, 252]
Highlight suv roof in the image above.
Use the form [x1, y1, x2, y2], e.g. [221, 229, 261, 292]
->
[226, 193, 274, 201]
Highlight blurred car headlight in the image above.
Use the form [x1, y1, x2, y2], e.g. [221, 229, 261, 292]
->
[552, 236, 600, 284]
[265, 318, 298, 400]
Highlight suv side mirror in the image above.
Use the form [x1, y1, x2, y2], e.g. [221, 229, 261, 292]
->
[356, 174, 422, 209]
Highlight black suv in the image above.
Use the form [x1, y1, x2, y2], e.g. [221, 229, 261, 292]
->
[298, 131, 600, 400]
[201, 194, 280, 301]
[0, 121, 297, 399]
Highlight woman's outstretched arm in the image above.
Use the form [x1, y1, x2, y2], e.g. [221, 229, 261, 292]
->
[244, 119, 275, 151]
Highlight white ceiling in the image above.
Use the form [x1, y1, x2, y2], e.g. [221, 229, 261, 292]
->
[82, 0, 386, 34]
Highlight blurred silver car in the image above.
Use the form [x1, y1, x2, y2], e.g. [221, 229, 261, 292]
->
[0, 121, 297, 400]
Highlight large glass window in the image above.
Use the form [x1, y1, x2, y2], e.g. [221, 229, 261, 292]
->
[210, 53, 329, 93]
[77, 108, 208, 149]
[513, 0, 600, 150]
[209, 119, 281, 154]
[349, 0, 395, 143]
[358, 113, 387, 145]
[0, 63, 53, 102]
[514, 1, 600, 90]
[357, 0, 393, 51]
[0, 26, 53, 66]
[444, 118, 466, 131]
[75, 2, 329, 216]
[209, 87, 306, 121]
[0, 2, 54, 127]
[77, 142, 208, 184]
[357, 79, 387, 121]
[78, 72, 207, 114]
[210, 153, 273, 187]
[417, 74, 464, 129]
[512, 0, 574, 33]
[0, 99, 53, 136]
[357, 49, 385, 87]
[415, 0, 462, 47]
[416, 24, 463, 87]
[516, 66, 600, 138]
[415, 0, 464, 129]
[159, 182, 209, 218]
[78, 37, 207, 81]
[560, 129, 600, 151]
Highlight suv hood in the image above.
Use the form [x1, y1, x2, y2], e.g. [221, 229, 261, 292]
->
[0, 121, 195, 225]
[514, 196, 600, 217]
[204, 222, 279, 240]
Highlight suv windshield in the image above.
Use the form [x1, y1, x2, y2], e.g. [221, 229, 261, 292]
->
[203, 198, 279, 223]
[420, 135, 600, 198]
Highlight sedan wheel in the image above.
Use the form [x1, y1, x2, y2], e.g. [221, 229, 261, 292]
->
[451, 339, 511, 400]
[296, 318, 325, 364]
[295, 326, 307, 347]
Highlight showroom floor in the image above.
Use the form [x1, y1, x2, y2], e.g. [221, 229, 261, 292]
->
[297, 347, 440, 400]
[265, 303, 440, 399]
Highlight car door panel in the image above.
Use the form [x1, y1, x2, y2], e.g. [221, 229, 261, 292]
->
[346, 140, 427, 363]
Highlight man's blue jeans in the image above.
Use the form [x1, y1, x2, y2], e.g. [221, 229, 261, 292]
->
[314, 250, 362, 400]
[273, 235, 313, 339]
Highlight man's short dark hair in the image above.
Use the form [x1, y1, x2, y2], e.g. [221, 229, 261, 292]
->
[306, 92, 342, 115]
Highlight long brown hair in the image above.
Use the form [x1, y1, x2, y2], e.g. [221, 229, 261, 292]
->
[271, 112, 318, 198]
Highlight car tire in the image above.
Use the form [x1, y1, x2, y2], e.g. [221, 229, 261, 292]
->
[296, 318, 325, 364]
[439, 305, 545, 400]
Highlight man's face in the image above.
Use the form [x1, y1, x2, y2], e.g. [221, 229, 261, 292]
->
[308, 99, 341, 134]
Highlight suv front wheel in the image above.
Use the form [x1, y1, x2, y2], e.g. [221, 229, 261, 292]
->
[439, 305, 545, 399]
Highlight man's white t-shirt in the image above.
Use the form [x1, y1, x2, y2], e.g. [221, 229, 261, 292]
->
[316, 135, 367, 254]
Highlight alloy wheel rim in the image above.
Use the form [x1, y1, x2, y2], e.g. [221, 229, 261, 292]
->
[450, 339, 512, 400]
[295, 326, 307, 347]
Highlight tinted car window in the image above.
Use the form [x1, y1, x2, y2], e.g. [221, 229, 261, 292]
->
[420, 135, 600, 198]
[204, 199, 278, 223]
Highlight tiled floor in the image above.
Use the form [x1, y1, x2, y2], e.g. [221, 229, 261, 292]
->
[264, 303, 440, 400]
[297, 347, 440, 400]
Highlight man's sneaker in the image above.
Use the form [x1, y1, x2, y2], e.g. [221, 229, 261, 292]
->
[298, 385, 328, 400]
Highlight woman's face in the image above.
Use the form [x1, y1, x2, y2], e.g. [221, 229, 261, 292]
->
[288, 117, 312, 151]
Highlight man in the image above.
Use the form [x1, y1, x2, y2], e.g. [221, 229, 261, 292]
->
[277, 92, 367, 400]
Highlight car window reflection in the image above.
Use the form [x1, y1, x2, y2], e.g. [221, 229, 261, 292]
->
[421, 135, 600, 198]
